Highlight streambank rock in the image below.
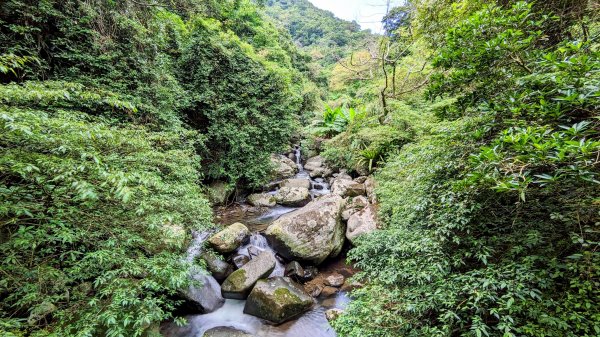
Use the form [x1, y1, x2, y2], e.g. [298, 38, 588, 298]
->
[364, 176, 377, 203]
[221, 251, 276, 299]
[271, 154, 298, 180]
[203, 327, 255, 337]
[346, 204, 378, 244]
[331, 177, 365, 198]
[200, 251, 233, 282]
[324, 273, 345, 287]
[265, 194, 345, 264]
[244, 277, 314, 324]
[325, 308, 344, 321]
[274, 186, 310, 206]
[247, 193, 276, 207]
[209, 223, 250, 253]
[304, 155, 333, 178]
[206, 181, 233, 205]
[182, 271, 225, 313]
[341, 195, 369, 221]
[279, 178, 311, 189]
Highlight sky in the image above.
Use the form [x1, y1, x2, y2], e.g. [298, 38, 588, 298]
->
[307, 0, 405, 33]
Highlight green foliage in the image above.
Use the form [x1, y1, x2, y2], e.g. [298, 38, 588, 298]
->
[332, 1, 600, 336]
[309, 105, 366, 137]
[0, 0, 313, 334]
[178, 18, 299, 187]
[0, 81, 212, 336]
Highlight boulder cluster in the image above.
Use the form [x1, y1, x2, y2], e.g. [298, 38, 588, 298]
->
[184, 151, 379, 330]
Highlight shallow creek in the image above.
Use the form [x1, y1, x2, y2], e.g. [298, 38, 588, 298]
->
[161, 150, 352, 337]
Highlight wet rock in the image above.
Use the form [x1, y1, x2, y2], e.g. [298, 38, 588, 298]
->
[354, 176, 368, 184]
[284, 261, 305, 281]
[331, 178, 365, 198]
[243, 277, 314, 324]
[209, 223, 250, 253]
[302, 266, 319, 281]
[320, 286, 339, 297]
[304, 283, 323, 297]
[364, 176, 377, 203]
[200, 251, 233, 282]
[341, 195, 369, 221]
[182, 271, 225, 313]
[346, 204, 378, 244]
[265, 194, 346, 264]
[206, 181, 234, 205]
[271, 154, 298, 180]
[232, 254, 250, 269]
[247, 245, 261, 258]
[325, 308, 344, 321]
[203, 327, 255, 337]
[221, 251, 276, 299]
[274, 186, 310, 207]
[247, 193, 276, 207]
[324, 273, 345, 287]
[279, 178, 311, 189]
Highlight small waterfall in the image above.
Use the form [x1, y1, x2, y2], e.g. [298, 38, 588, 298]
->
[236, 233, 285, 277]
[294, 146, 303, 171]
[184, 230, 225, 313]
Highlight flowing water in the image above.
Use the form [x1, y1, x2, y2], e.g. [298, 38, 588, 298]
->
[161, 148, 348, 337]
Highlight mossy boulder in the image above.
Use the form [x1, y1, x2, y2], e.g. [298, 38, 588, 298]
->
[271, 154, 298, 180]
[247, 193, 277, 207]
[206, 181, 234, 205]
[200, 251, 234, 282]
[279, 178, 311, 189]
[243, 277, 314, 324]
[265, 194, 345, 264]
[221, 250, 276, 299]
[274, 186, 310, 206]
[208, 222, 250, 253]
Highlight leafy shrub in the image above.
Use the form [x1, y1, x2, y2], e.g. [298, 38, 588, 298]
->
[334, 2, 599, 336]
[0, 81, 213, 336]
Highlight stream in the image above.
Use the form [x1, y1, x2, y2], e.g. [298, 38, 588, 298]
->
[161, 149, 351, 337]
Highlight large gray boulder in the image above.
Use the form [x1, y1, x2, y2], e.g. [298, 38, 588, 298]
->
[265, 194, 345, 264]
[279, 178, 311, 189]
[346, 204, 378, 244]
[331, 176, 365, 198]
[341, 195, 369, 221]
[271, 154, 298, 180]
[221, 251, 276, 299]
[247, 193, 276, 207]
[274, 186, 311, 206]
[208, 223, 250, 253]
[304, 155, 333, 178]
[182, 271, 225, 313]
[243, 277, 314, 324]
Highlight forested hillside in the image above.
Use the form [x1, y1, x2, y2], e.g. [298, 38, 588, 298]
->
[0, 0, 314, 335]
[314, 1, 600, 336]
[1, 0, 599, 337]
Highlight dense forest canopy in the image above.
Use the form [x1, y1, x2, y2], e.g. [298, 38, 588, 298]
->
[1, 0, 599, 336]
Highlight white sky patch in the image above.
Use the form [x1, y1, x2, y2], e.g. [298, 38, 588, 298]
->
[307, 0, 404, 33]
